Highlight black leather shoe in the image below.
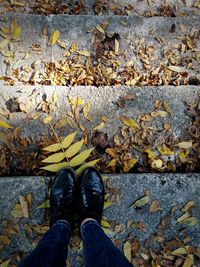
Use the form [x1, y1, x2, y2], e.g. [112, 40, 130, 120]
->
[50, 168, 76, 227]
[78, 167, 105, 224]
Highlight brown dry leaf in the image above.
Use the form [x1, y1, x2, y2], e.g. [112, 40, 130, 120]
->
[150, 200, 163, 213]
[0, 235, 11, 246]
[19, 195, 29, 218]
[83, 103, 92, 121]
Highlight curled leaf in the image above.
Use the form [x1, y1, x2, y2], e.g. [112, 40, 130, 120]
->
[131, 195, 150, 208]
[120, 116, 139, 128]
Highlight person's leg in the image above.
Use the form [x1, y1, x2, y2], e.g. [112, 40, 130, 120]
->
[81, 219, 133, 267]
[18, 168, 77, 267]
[77, 167, 133, 267]
[19, 220, 71, 267]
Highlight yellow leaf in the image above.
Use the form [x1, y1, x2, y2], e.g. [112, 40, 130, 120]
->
[167, 65, 184, 72]
[0, 39, 9, 49]
[151, 159, 163, 169]
[93, 122, 105, 131]
[0, 120, 13, 129]
[37, 199, 50, 209]
[179, 217, 198, 227]
[115, 38, 120, 54]
[171, 247, 187, 255]
[41, 162, 69, 172]
[101, 219, 110, 228]
[65, 139, 84, 158]
[120, 116, 139, 128]
[96, 24, 105, 34]
[50, 30, 60, 46]
[55, 118, 68, 129]
[104, 201, 113, 209]
[177, 212, 190, 223]
[163, 100, 172, 115]
[131, 195, 150, 208]
[0, 259, 11, 267]
[12, 26, 21, 39]
[178, 150, 187, 162]
[183, 254, 194, 267]
[42, 152, 65, 163]
[107, 159, 116, 168]
[182, 201, 195, 213]
[75, 159, 100, 176]
[69, 148, 94, 167]
[124, 241, 132, 262]
[78, 50, 90, 57]
[42, 116, 53, 124]
[61, 132, 77, 149]
[70, 42, 77, 52]
[43, 143, 61, 152]
[175, 141, 193, 149]
[102, 227, 112, 235]
[123, 158, 137, 172]
[83, 103, 92, 121]
[155, 110, 169, 117]
[145, 149, 155, 159]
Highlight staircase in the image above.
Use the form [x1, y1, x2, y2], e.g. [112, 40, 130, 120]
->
[0, 1, 200, 266]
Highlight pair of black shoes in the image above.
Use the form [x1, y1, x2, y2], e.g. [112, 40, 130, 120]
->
[50, 167, 105, 228]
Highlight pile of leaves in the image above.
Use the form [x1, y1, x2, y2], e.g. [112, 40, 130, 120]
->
[0, 94, 199, 176]
[1, 20, 200, 87]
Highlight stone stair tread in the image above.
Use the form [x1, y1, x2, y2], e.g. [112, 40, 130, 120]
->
[0, 14, 200, 86]
[0, 173, 200, 266]
[0, 85, 199, 175]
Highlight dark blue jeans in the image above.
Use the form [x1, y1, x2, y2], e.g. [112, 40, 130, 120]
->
[19, 220, 133, 267]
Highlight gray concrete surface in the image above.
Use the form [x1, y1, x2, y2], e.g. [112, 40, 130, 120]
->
[0, 173, 200, 266]
[0, 85, 199, 142]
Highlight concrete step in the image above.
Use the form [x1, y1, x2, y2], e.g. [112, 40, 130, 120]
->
[1, 0, 200, 16]
[0, 173, 200, 266]
[0, 85, 199, 175]
[0, 14, 199, 86]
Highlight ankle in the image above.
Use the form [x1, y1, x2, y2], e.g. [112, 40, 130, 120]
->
[80, 218, 98, 228]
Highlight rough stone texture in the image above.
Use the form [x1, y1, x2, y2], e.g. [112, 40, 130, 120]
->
[1, 0, 200, 16]
[0, 85, 199, 140]
[0, 173, 200, 265]
[0, 14, 200, 81]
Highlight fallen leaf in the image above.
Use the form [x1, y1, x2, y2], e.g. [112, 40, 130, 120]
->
[0, 259, 11, 267]
[182, 201, 195, 213]
[37, 199, 50, 209]
[0, 235, 11, 245]
[179, 217, 198, 227]
[83, 103, 92, 121]
[120, 116, 139, 128]
[123, 241, 132, 262]
[75, 159, 100, 176]
[163, 100, 172, 115]
[0, 39, 9, 49]
[96, 25, 105, 34]
[93, 122, 105, 131]
[50, 30, 60, 46]
[42, 152, 65, 163]
[19, 195, 29, 218]
[65, 139, 84, 158]
[42, 116, 53, 124]
[78, 50, 90, 57]
[177, 212, 190, 223]
[0, 121, 13, 129]
[131, 195, 150, 208]
[101, 220, 110, 228]
[42, 162, 69, 172]
[175, 142, 193, 149]
[69, 148, 94, 167]
[183, 254, 194, 267]
[12, 26, 21, 39]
